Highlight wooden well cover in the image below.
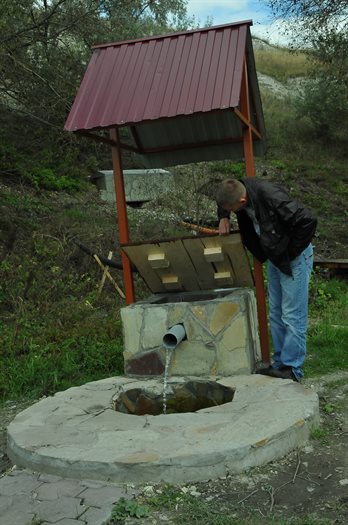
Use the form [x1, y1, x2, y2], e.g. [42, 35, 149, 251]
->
[121, 233, 254, 293]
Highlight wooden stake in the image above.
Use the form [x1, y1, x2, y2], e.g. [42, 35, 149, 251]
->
[93, 254, 125, 299]
[98, 251, 113, 294]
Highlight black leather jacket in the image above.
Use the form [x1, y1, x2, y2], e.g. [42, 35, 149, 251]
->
[218, 178, 317, 276]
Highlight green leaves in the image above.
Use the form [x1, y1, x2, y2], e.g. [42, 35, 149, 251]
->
[108, 497, 149, 522]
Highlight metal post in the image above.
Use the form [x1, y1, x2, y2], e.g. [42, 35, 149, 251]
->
[110, 128, 135, 305]
[240, 57, 270, 363]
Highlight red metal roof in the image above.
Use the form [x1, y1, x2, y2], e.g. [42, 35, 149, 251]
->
[65, 21, 252, 132]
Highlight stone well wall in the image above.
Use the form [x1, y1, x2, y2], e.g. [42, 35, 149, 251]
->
[121, 289, 261, 377]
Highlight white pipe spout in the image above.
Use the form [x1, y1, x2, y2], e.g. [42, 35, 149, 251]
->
[163, 324, 186, 350]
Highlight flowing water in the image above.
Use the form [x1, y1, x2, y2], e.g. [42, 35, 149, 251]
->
[163, 348, 172, 415]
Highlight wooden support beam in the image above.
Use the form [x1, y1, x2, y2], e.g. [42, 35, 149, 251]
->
[233, 108, 262, 139]
[110, 127, 135, 305]
[78, 130, 140, 152]
[240, 56, 270, 363]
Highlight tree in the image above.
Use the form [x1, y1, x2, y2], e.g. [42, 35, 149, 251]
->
[263, 0, 348, 150]
[0, 0, 190, 185]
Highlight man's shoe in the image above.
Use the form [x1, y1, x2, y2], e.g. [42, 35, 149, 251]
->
[255, 365, 272, 375]
[272, 367, 299, 382]
[256, 366, 299, 382]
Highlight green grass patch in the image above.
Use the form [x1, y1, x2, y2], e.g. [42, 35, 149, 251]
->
[0, 335, 124, 401]
[305, 324, 348, 377]
[254, 47, 310, 82]
[309, 276, 348, 325]
[305, 275, 348, 377]
[310, 427, 330, 445]
[0, 307, 125, 402]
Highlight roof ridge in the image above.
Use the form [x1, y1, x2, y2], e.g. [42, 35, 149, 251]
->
[92, 20, 253, 50]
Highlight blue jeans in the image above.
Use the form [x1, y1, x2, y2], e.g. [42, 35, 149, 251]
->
[267, 243, 314, 379]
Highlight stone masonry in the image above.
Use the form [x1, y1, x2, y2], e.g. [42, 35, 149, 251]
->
[121, 288, 261, 377]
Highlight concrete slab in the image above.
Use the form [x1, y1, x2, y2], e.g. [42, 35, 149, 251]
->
[7, 375, 319, 484]
[0, 468, 138, 525]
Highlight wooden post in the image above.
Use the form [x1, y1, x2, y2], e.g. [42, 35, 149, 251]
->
[110, 128, 135, 305]
[240, 57, 270, 363]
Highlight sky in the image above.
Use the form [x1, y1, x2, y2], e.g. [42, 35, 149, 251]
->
[185, 0, 291, 46]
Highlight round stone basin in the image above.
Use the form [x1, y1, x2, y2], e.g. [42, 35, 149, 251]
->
[7, 375, 319, 484]
[113, 380, 235, 415]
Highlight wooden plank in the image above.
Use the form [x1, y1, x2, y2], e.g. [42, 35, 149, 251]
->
[93, 254, 126, 298]
[220, 234, 254, 287]
[122, 244, 165, 293]
[214, 271, 233, 285]
[122, 233, 253, 294]
[162, 275, 182, 291]
[157, 239, 200, 292]
[148, 253, 170, 269]
[203, 246, 224, 262]
[182, 237, 216, 289]
[123, 239, 200, 293]
[200, 236, 236, 285]
[98, 250, 113, 295]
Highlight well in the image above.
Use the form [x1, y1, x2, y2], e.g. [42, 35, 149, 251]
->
[121, 232, 261, 377]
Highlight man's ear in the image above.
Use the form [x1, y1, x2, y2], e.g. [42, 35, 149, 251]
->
[240, 197, 247, 205]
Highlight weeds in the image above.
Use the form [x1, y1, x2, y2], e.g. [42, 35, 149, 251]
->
[105, 497, 148, 523]
[0, 184, 127, 403]
[310, 428, 330, 445]
[254, 47, 310, 82]
[139, 483, 334, 524]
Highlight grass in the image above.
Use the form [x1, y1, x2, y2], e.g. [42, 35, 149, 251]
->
[130, 484, 334, 525]
[305, 274, 348, 377]
[306, 324, 348, 376]
[0, 184, 128, 403]
[254, 47, 310, 82]
[0, 310, 125, 401]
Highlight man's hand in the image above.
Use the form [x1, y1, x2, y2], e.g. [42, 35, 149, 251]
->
[219, 218, 230, 235]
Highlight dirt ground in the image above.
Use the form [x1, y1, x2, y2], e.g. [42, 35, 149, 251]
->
[1, 373, 347, 524]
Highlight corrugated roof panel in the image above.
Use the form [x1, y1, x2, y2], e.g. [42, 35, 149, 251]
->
[66, 50, 103, 130]
[176, 33, 200, 115]
[131, 40, 160, 122]
[182, 32, 207, 114]
[142, 38, 171, 121]
[218, 28, 238, 110]
[230, 25, 247, 105]
[97, 45, 130, 127]
[211, 28, 232, 108]
[202, 30, 223, 112]
[117, 42, 149, 124]
[193, 31, 215, 112]
[64, 21, 254, 132]
[104, 44, 139, 125]
[167, 35, 193, 118]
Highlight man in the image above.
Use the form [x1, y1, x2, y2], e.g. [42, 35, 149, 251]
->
[216, 178, 317, 382]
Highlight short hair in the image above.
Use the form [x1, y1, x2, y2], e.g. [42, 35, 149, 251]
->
[216, 179, 245, 207]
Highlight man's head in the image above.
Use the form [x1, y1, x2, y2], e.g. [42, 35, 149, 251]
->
[216, 179, 248, 213]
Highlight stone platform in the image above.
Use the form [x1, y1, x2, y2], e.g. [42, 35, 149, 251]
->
[7, 375, 319, 484]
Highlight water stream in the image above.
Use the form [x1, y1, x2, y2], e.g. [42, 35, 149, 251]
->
[163, 347, 172, 415]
